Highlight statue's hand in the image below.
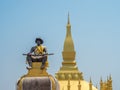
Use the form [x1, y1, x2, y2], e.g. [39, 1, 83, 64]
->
[31, 56, 43, 59]
[27, 53, 32, 56]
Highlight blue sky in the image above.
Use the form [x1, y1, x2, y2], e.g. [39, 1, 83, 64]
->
[0, 0, 120, 90]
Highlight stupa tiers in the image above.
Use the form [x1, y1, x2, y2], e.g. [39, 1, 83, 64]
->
[55, 15, 113, 90]
[55, 14, 83, 80]
[17, 61, 59, 90]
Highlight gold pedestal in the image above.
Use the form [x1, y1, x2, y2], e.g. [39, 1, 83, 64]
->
[17, 62, 56, 90]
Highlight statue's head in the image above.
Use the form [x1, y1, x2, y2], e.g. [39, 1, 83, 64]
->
[35, 38, 43, 45]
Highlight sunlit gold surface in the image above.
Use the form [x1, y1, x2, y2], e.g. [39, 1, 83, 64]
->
[100, 76, 112, 90]
[55, 14, 83, 80]
[58, 80, 98, 90]
[26, 62, 48, 76]
[55, 15, 99, 90]
[17, 62, 57, 90]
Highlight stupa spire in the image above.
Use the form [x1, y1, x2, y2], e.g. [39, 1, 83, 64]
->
[63, 13, 74, 52]
[55, 14, 83, 80]
[62, 13, 76, 69]
[67, 12, 70, 24]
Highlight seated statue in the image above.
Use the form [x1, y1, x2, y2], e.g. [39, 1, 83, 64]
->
[27, 38, 47, 69]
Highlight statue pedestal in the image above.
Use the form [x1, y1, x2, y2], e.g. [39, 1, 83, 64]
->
[17, 61, 60, 90]
[27, 62, 49, 76]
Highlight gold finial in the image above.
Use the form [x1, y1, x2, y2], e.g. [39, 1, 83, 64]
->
[68, 12, 70, 24]
[68, 78, 70, 85]
[100, 77, 103, 83]
[96, 84, 98, 89]
[109, 74, 112, 90]
[89, 77, 93, 90]
[90, 77, 92, 83]
[78, 79, 81, 90]
[67, 79, 70, 90]
[109, 74, 112, 80]
[107, 76, 109, 83]
[89, 77, 92, 90]
[78, 79, 81, 85]
[100, 77, 103, 90]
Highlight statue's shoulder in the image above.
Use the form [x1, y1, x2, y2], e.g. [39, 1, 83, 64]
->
[31, 46, 37, 50]
[42, 45, 46, 48]
[42, 45, 47, 50]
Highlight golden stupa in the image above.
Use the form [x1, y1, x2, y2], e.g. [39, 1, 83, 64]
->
[55, 14, 113, 90]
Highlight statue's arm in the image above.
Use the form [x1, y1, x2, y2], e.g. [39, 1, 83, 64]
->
[43, 47, 47, 54]
[29, 46, 36, 53]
